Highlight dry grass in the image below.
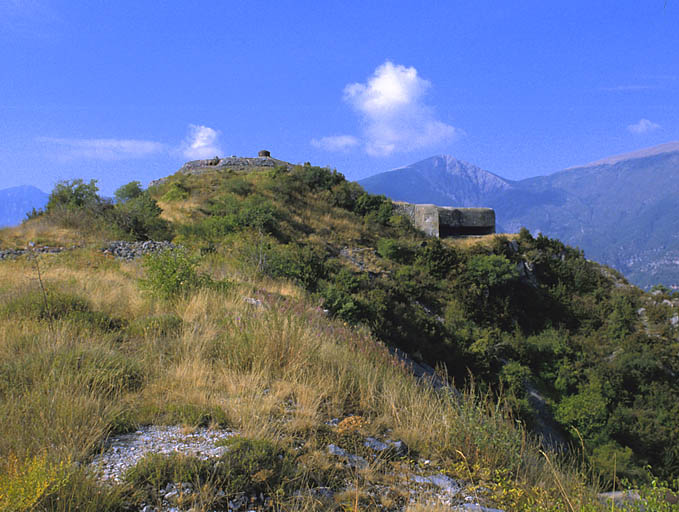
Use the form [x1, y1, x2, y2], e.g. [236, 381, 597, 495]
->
[443, 232, 519, 250]
[0, 220, 84, 249]
[0, 246, 604, 511]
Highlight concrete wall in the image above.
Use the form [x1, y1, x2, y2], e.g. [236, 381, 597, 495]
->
[394, 202, 495, 237]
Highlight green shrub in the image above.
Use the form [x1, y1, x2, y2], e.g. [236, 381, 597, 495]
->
[377, 238, 413, 263]
[291, 165, 345, 192]
[213, 437, 297, 496]
[221, 177, 254, 196]
[125, 437, 296, 498]
[329, 180, 363, 210]
[124, 452, 212, 489]
[161, 182, 190, 202]
[415, 239, 459, 279]
[263, 243, 327, 290]
[140, 248, 208, 300]
[46, 179, 102, 213]
[206, 193, 279, 233]
[112, 184, 172, 241]
[0, 453, 69, 512]
[114, 181, 144, 203]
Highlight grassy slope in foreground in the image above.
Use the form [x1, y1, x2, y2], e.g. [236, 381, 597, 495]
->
[0, 162, 677, 511]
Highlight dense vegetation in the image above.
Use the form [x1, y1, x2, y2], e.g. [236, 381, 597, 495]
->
[1, 160, 678, 510]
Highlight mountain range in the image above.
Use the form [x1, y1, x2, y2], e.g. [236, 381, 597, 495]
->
[0, 186, 48, 228]
[360, 142, 679, 289]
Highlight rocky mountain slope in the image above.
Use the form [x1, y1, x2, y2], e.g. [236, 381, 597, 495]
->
[0, 185, 48, 227]
[359, 142, 679, 289]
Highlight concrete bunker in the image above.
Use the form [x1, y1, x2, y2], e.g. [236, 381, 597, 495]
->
[394, 202, 495, 238]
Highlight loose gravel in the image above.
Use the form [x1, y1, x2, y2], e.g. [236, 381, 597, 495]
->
[90, 425, 235, 483]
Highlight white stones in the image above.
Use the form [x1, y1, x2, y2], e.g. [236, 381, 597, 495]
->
[90, 425, 235, 483]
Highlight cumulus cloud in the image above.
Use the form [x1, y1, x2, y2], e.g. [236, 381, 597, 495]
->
[310, 135, 360, 152]
[40, 137, 166, 160]
[182, 124, 222, 159]
[627, 118, 661, 134]
[345, 61, 460, 156]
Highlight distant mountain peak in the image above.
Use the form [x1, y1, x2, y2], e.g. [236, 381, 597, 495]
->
[571, 141, 679, 169]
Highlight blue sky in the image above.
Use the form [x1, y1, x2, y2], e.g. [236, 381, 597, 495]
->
[1, 0, 677, 195]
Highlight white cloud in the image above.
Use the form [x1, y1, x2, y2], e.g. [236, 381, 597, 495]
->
[310, 135, 360, 152]
[182, 124, 222, 159]
[40, 137, 166, 160]
[627, 118, 661, 134]
[340, 61, 461, 156]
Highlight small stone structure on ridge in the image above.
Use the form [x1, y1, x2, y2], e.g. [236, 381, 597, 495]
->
[148, 151, 291, 187]
[395, 202, 495, 237]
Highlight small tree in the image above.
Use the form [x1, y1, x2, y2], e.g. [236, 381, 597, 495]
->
[46, 179, 101, 212]
[114, 181, 144, 203]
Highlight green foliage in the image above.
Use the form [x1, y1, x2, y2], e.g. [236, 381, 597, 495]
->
[376, 238, 413, 263]
[114, 181, 144, 203]
[125, 437, 296, 499]
[37, 179, 171, 240]
[499, 361, 531, 396]
[414, 238, 459, 278]
[0, 453, 69, 512]
[221, 176, 254, 196]
[112, 187, 173, 240]
[555, 379, 609, 440]
[140, 248, 208, 300]
[465, 253, 519, 290]
[329, 180, 363, 210]
[205, 193, 279, 233]
[263, 243, 327, 291]
[213, 437, 297, 496]
[124, 452, 212, 489]
[161, 182, 190, 202]
[46, 179, 102, 213]
[291, 165, 345, 192]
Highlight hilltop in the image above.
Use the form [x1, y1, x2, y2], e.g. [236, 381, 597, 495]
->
[360, 142, 679, 289]
[0, 156, 678, 511]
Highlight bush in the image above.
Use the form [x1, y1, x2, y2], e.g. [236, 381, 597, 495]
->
[0, 453, 69, 512]
[161, 182, 190, 202]
[140, 248, 208, 300]
[415, 239, 459, 279]
[114, 181, 144, 203]
[125, 437, 296, 499]
[329, 181, 363, 210]
[206, 193, 279, 234]
[291, 165, 345, 192]
[377, 238, 413, 263]
[214, 437, 297, 496]
[263, 243, 327, 290]
[124, 452, 212, 489]
[46, 179, 101, 213]
[112, 190, 173, 241]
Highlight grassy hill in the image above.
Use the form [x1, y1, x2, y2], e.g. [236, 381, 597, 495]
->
[1, 161, 678, 511]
